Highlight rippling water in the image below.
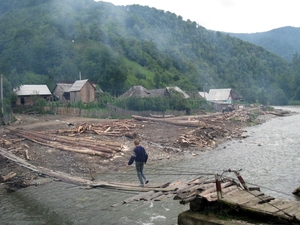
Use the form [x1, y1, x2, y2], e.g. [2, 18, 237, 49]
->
[1, 106, 300, 224]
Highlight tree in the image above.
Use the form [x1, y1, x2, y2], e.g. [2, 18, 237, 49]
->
[270, 88, 288, 105]
[292, 87, 300, 101]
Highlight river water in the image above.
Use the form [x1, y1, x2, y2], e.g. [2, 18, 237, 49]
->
[1, 106, 300, 225]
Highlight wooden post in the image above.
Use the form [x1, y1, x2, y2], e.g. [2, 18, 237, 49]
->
[215, 174, 222, 200]
[234, 171, 249, 190]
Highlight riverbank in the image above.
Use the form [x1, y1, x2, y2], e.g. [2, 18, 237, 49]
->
[0, 107, 291, 190]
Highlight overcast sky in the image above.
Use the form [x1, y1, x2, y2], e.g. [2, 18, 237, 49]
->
[98, 0, 300, 33]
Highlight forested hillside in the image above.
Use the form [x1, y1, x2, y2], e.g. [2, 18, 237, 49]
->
[229, 26, 300, 62]
[0, 0, 300, 105]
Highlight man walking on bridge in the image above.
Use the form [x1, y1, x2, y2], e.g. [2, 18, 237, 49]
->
[128, 139, 149, 187]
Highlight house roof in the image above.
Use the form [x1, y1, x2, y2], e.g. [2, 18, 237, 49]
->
[206, 89, 232, 101]
[14, 85, 51, 96]
[52, 83, 73, 93]
[120, 86, 151, 98]
[148, 88, 167, 97]
[167, 86, 190, 98]
[121, 85, 190, 98]
[69, 79, 95, 92]
[198, 91, 209, 99]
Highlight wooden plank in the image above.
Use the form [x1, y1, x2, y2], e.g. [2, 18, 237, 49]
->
[174, 183, 192, 192]
[258, 199, 295, 211]
[242, 201, 281, 214]
[187, 177, 214, 185]
[221, 190, 264, 205]
[111, 202, 125, 207]
[240, 199, 300, 221]
[281, 202, 300, 216]
[291, 209, 300, 220]
[140, 191, 156, 201]
[186, 177, 203, 184]
[123, 192, 153, 203]
[174, 189, 200, 201]
[153, 193, 175, 201]
[197, 182, 215, 190]
[167, 180, 183, 189]
[199, 181, 233, 197]
[223, 189, 263, 199]
[258, 195, 275, 203]
[108, 181, 169, 188]
[91, 183, 176, 192]
[222, 185, 240, 195]
[148, 191, 165, 201]
[203, 186, 240, 202]
[184, 183, 208, 193]
[176, 184, 197, 193]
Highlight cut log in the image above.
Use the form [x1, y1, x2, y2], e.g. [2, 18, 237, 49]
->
[132, 115, 205, 127]
[0, 171, 16, 182]
[0, 147, 93, 186]
[10, 129, 115, 157]
[24, 149, 29, 160]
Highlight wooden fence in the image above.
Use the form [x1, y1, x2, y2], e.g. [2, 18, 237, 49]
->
[43, 104, 198, 119]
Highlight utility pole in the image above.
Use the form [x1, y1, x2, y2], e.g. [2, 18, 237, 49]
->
[0, 74, 3, 125]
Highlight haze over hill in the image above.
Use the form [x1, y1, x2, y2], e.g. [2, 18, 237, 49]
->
[0, 0, 300, 106]
[228, 26, 300, 62]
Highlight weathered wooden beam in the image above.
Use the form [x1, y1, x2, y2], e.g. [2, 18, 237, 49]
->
[0, 171, 16, 182]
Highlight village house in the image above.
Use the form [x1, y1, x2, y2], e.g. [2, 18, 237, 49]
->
[52, 79, 96, 104]
[206, 88, 241, 112]
[13, 84, 52, 106]
[69, 79, 96, 103]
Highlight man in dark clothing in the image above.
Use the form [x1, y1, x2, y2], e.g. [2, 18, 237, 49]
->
[128, 139, 149, 187]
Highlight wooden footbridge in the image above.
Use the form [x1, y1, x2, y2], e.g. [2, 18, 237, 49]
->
[1, 147, 300, 224]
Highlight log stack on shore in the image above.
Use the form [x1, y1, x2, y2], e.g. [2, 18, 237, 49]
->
[132, 109, 253, 148]
[9, 129, 123, 158]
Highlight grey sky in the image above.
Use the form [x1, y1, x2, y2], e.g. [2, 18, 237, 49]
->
[98, 0, 300, 33]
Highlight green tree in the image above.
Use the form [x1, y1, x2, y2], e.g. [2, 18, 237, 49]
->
[270, 88, 288, 105]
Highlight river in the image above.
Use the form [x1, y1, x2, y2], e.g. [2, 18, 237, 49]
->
[1, 106, 300, 225]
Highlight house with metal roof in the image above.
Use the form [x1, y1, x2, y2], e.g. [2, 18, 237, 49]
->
[206, 88, 240, 112]
[13, 84, 52, 105]
[206, 88, 233, 103]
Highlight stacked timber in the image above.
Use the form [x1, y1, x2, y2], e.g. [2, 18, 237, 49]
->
[132, 110, 251, 148]
[57, 119, 137, 137]
[10, 129, 123, 158]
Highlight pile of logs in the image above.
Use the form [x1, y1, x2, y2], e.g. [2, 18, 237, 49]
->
[57, 119, 137, 137]
[11, 129, 123, 158]
[0, 136, 30, 159]
[132, 110, 251, 148]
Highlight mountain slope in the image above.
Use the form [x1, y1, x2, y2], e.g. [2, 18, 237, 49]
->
[228, 26, 300, 61]
[0, 0, 292, 104]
